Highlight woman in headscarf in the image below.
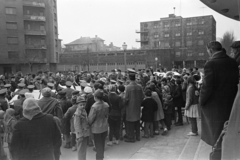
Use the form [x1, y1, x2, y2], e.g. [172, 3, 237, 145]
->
[11, 98, 62, 160]
[3, 108, 17, 158]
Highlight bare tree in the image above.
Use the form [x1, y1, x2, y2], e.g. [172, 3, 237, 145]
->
[22, 52, 39, 73]
[220, 31, 236, 56]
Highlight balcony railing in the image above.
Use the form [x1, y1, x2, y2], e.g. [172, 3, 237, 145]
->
[136, 29, 148, 33]
[25, 30, 46, 36]
[23, 15, 46, 21]
[23, 1, 45, 8]
[25, 44, 47, 49]
[136, 38, 149, 42]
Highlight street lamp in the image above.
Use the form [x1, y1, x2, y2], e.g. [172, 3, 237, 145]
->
[122, 42, 127, 71]
[155, 57, 158, 70]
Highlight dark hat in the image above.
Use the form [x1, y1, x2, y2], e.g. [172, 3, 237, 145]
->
[47, 83, 54, 88]
[111, 69, 116, 72]
[4, 84, 11, 88]
[76, 96, 86, 103]
[193, 74, 201, 81]
[58, 90, 66, 96]
[19, 89, 29, 96]
[27, 85, 35, 89]
[18, 83, 25, 88]
[72, 90, 79, 95]
[110, 80, 117, 84]
[0, 89, 7, 95]
[117, 69, 121, 72]
[231, 41, 240, 48]
[127, 68, 137, 74]
[66, 81, 72, 87]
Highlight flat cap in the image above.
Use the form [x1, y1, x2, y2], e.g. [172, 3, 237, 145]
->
[117, 69, 121, 72]
[66, 81, 72, 86]
[27, 85, 35, 89]
[4, 84, 11, 88]
[72, 90, 79, 95]
[111, 69, 116, 72]
[18, 83, 25, 88]
[76, 96, 86, 103]
[47, 83, 54, 88]
[231, 41, 240, 48]
[0, 89, 7, 95]
[110, 80, 117, 84]
[127, 68, 137, 74]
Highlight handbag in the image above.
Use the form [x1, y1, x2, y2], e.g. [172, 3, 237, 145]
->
[209, 132, 224, 160]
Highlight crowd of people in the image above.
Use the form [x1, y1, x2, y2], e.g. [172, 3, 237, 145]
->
[0, 40, 239, 160]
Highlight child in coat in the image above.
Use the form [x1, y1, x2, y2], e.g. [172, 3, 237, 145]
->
[141, 89, 158, 138]
[74, 96, 90, 160]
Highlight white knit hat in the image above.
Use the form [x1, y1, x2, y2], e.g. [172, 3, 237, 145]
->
[84, 86, 93, 94]
[23, 98, 41, 120]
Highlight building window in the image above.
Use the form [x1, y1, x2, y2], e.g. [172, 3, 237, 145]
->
[6, 22, 17, 30]
[175, 41, 181, 47]
[154, 41, 159, 48]
[198, 40, 204, 46]
[54, 13, 57, 21]
[8, 51, 19, 59]
[144, 23, 148, 27]
[7, 37, 18, 44]
[199, 53, 204, 56]
[56, 52, 58, 62]
[154, 34, 159, 38]
[175, 23, 181, 27]
[26, 10, 30, 14]
[164, 42, 170, 47]
[198, 31, 204, 35]
[187, 52, 193, 57]
[187, 32, 192, 36]
[186, 41, 192, 46]
[175, 33, 181, 37]
[199, 20, 205, 24]
[186, 19, 192, 25]
[164, 23, 170, 28]
[55, 26, 58, 35]
[5, 7, 16, 15]
[153, 23, 159, 28]
[40, 25, 45, 31]
[175, 52, 181, 57]
[164, 34, 170, 37]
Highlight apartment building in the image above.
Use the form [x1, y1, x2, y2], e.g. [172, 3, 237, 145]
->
[136, 14, 216, 68]
[0, 0, 60, 74]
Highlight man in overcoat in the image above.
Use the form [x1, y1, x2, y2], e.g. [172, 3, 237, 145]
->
[200, 41, 239, 147]
[125, 69, 144, 142]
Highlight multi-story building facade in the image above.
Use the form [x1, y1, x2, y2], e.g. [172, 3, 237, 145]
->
[0, 0, 60, 74]
[136, 14, 216, 68]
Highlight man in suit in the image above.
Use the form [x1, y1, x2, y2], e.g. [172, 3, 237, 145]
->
[124, 69, 144, 143]
[200, 41, 239, 150]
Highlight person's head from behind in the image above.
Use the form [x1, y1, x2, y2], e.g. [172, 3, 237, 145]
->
[129, 74, 136, 81]
[206, 41, 222, 56]
[94, 89, 104, 102]
[231, 41, 240, 56]
[109, 85, 116, 93]
[118, 85, 125, 93]
[144, 89, 152, 98]
[187, 76, 195, 86]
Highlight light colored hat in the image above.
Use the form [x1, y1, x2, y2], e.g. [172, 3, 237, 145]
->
[84, 86, 93, 94]
[42, 87, 51, 97]
[23, 98, 41, 120]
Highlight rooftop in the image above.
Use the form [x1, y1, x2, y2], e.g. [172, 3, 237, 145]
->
[65, 36, 104, 46]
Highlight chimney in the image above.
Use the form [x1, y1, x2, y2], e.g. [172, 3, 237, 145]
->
[109, 42, 113, 47]
[95, 35, 97, 38]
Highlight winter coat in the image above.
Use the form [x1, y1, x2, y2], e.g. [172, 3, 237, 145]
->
[125, 81, 144, 122]
[74, 107, 90, 139]
[88, 101, 109, 134]
[108, 92, 123, 117]
[151, 92, 164, 120]
[64, 104, 78, 133]
[11, 113, 62, 160]
[141, 97, 158, 122]
[173, 84, 184, 107]
[200, 50, 239, 146]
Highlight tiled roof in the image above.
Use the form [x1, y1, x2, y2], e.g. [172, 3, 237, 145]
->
[65, 37, 104, 45]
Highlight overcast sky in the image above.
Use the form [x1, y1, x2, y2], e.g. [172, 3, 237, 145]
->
[57, 0, 240, 49]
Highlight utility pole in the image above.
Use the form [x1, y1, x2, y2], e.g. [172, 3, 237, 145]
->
[87, 47, 89, 72]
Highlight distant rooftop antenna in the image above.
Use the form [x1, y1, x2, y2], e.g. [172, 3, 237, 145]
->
[179, 0, 182, 16]
[174, 7, 176, 15]
[201, 7, 206, 15]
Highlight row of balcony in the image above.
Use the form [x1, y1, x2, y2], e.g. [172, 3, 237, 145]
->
[23, 15, 46, 22]
[25, 30, 46, 36]
[23, 1, 45, 8]
[25, 44, 47, 49]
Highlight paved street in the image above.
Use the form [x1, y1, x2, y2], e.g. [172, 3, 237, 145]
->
[61, 122, 191, 160]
